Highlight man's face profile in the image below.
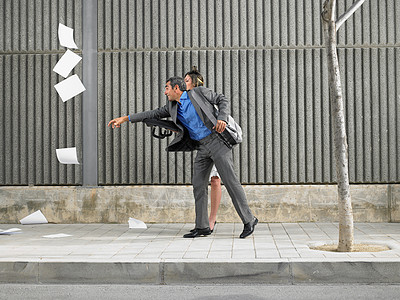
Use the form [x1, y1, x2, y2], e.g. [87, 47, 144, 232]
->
[164, 81, 180, 102]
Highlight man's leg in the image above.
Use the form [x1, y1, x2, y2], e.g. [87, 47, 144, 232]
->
[209, 137, 254, 224]
[211, 140, 258, 238]
[192, 146, 214, 229]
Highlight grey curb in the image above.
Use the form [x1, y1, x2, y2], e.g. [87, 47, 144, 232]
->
[2, 260, 400, 284]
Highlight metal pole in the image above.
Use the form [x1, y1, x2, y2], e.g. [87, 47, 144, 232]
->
[82, 0, 98, 186]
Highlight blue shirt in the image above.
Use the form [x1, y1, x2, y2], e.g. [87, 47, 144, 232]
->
[177, 91, 212, 141]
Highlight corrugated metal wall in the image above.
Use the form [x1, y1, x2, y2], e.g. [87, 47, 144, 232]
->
[1, 0, 400, 185]
[0, 0, 82, 185]
[98, 0, 400, 185]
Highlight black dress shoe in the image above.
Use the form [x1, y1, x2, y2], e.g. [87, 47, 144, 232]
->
[183, 227, 211, 238]
[190, 221, 217, 233]
[240, 217, 258, 238]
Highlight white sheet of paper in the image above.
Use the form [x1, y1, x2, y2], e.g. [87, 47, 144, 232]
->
[0, 228, 22, 235]
[128, 217, 147, 229]
[58, 23, 78, 49]
[53, 50, 82, 78]
[42, 233, 72, 238]
[54, 74, 86, 102]
[20, 210, 48, 225]
[56, 147, 79, 164]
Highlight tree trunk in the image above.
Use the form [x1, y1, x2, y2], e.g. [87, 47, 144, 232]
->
[322, 0, 354, 252]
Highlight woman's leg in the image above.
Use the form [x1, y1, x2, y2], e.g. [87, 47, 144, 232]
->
[209, 176, 221, 230]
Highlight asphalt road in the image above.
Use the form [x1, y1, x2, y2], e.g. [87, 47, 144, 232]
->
[1, 284, 400, 300]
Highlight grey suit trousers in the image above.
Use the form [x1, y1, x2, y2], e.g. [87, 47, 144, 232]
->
[193, 132, 254, 229]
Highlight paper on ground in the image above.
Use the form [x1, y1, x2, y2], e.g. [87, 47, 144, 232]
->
[58, 23, 78, 49]
[42, 233, 72, 238]
[0, 228, 22, 235]
[56, 147, 79, 164]
[20, 210, 48, 225]
[53, 50, 82, 78]
[128, 217, 147, 229]
[54, 74, 86, 102]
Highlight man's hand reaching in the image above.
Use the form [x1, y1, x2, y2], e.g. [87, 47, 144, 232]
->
[108, 116, 129, 129]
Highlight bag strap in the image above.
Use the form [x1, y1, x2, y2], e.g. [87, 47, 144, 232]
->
[189, 91, 218, 126]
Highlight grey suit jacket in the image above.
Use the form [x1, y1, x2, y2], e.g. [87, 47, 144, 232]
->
[129, 86, 230, 152]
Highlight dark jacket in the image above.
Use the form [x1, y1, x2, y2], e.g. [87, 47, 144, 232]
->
[129, 86, 230, 152]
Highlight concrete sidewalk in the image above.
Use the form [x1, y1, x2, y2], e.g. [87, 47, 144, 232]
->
[1, 222, 400, 284]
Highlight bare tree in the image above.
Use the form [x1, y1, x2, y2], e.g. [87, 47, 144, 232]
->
[321, 0, 367, 252]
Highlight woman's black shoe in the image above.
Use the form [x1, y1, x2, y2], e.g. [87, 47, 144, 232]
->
[210, 221, 217, 233]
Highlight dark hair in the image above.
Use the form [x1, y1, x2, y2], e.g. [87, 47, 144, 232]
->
[166, 76, 186, 91]
[184, 66, 204, 87]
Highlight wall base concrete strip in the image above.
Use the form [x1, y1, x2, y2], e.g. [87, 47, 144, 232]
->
[1, 261, 400, 284]
[1, 184, 399, 223]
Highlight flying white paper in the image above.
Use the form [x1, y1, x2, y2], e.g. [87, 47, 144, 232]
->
[0, 228, 22, 235]
[128, 217, 147, 229]
[56, 147, 79, 164]
[20, 210, 48, 225]
[58, 23, 78, 49]
[42, 233, 72, 238]
[54, 74, 86, 102]
[53, 50, 82, 78]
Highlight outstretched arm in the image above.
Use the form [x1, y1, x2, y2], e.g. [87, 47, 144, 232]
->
[108, 105, 171, 129]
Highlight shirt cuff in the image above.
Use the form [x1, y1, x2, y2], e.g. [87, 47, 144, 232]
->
[128, 115, 131, 122]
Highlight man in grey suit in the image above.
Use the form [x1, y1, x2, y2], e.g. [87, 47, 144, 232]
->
[108, 76, 258, 238]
